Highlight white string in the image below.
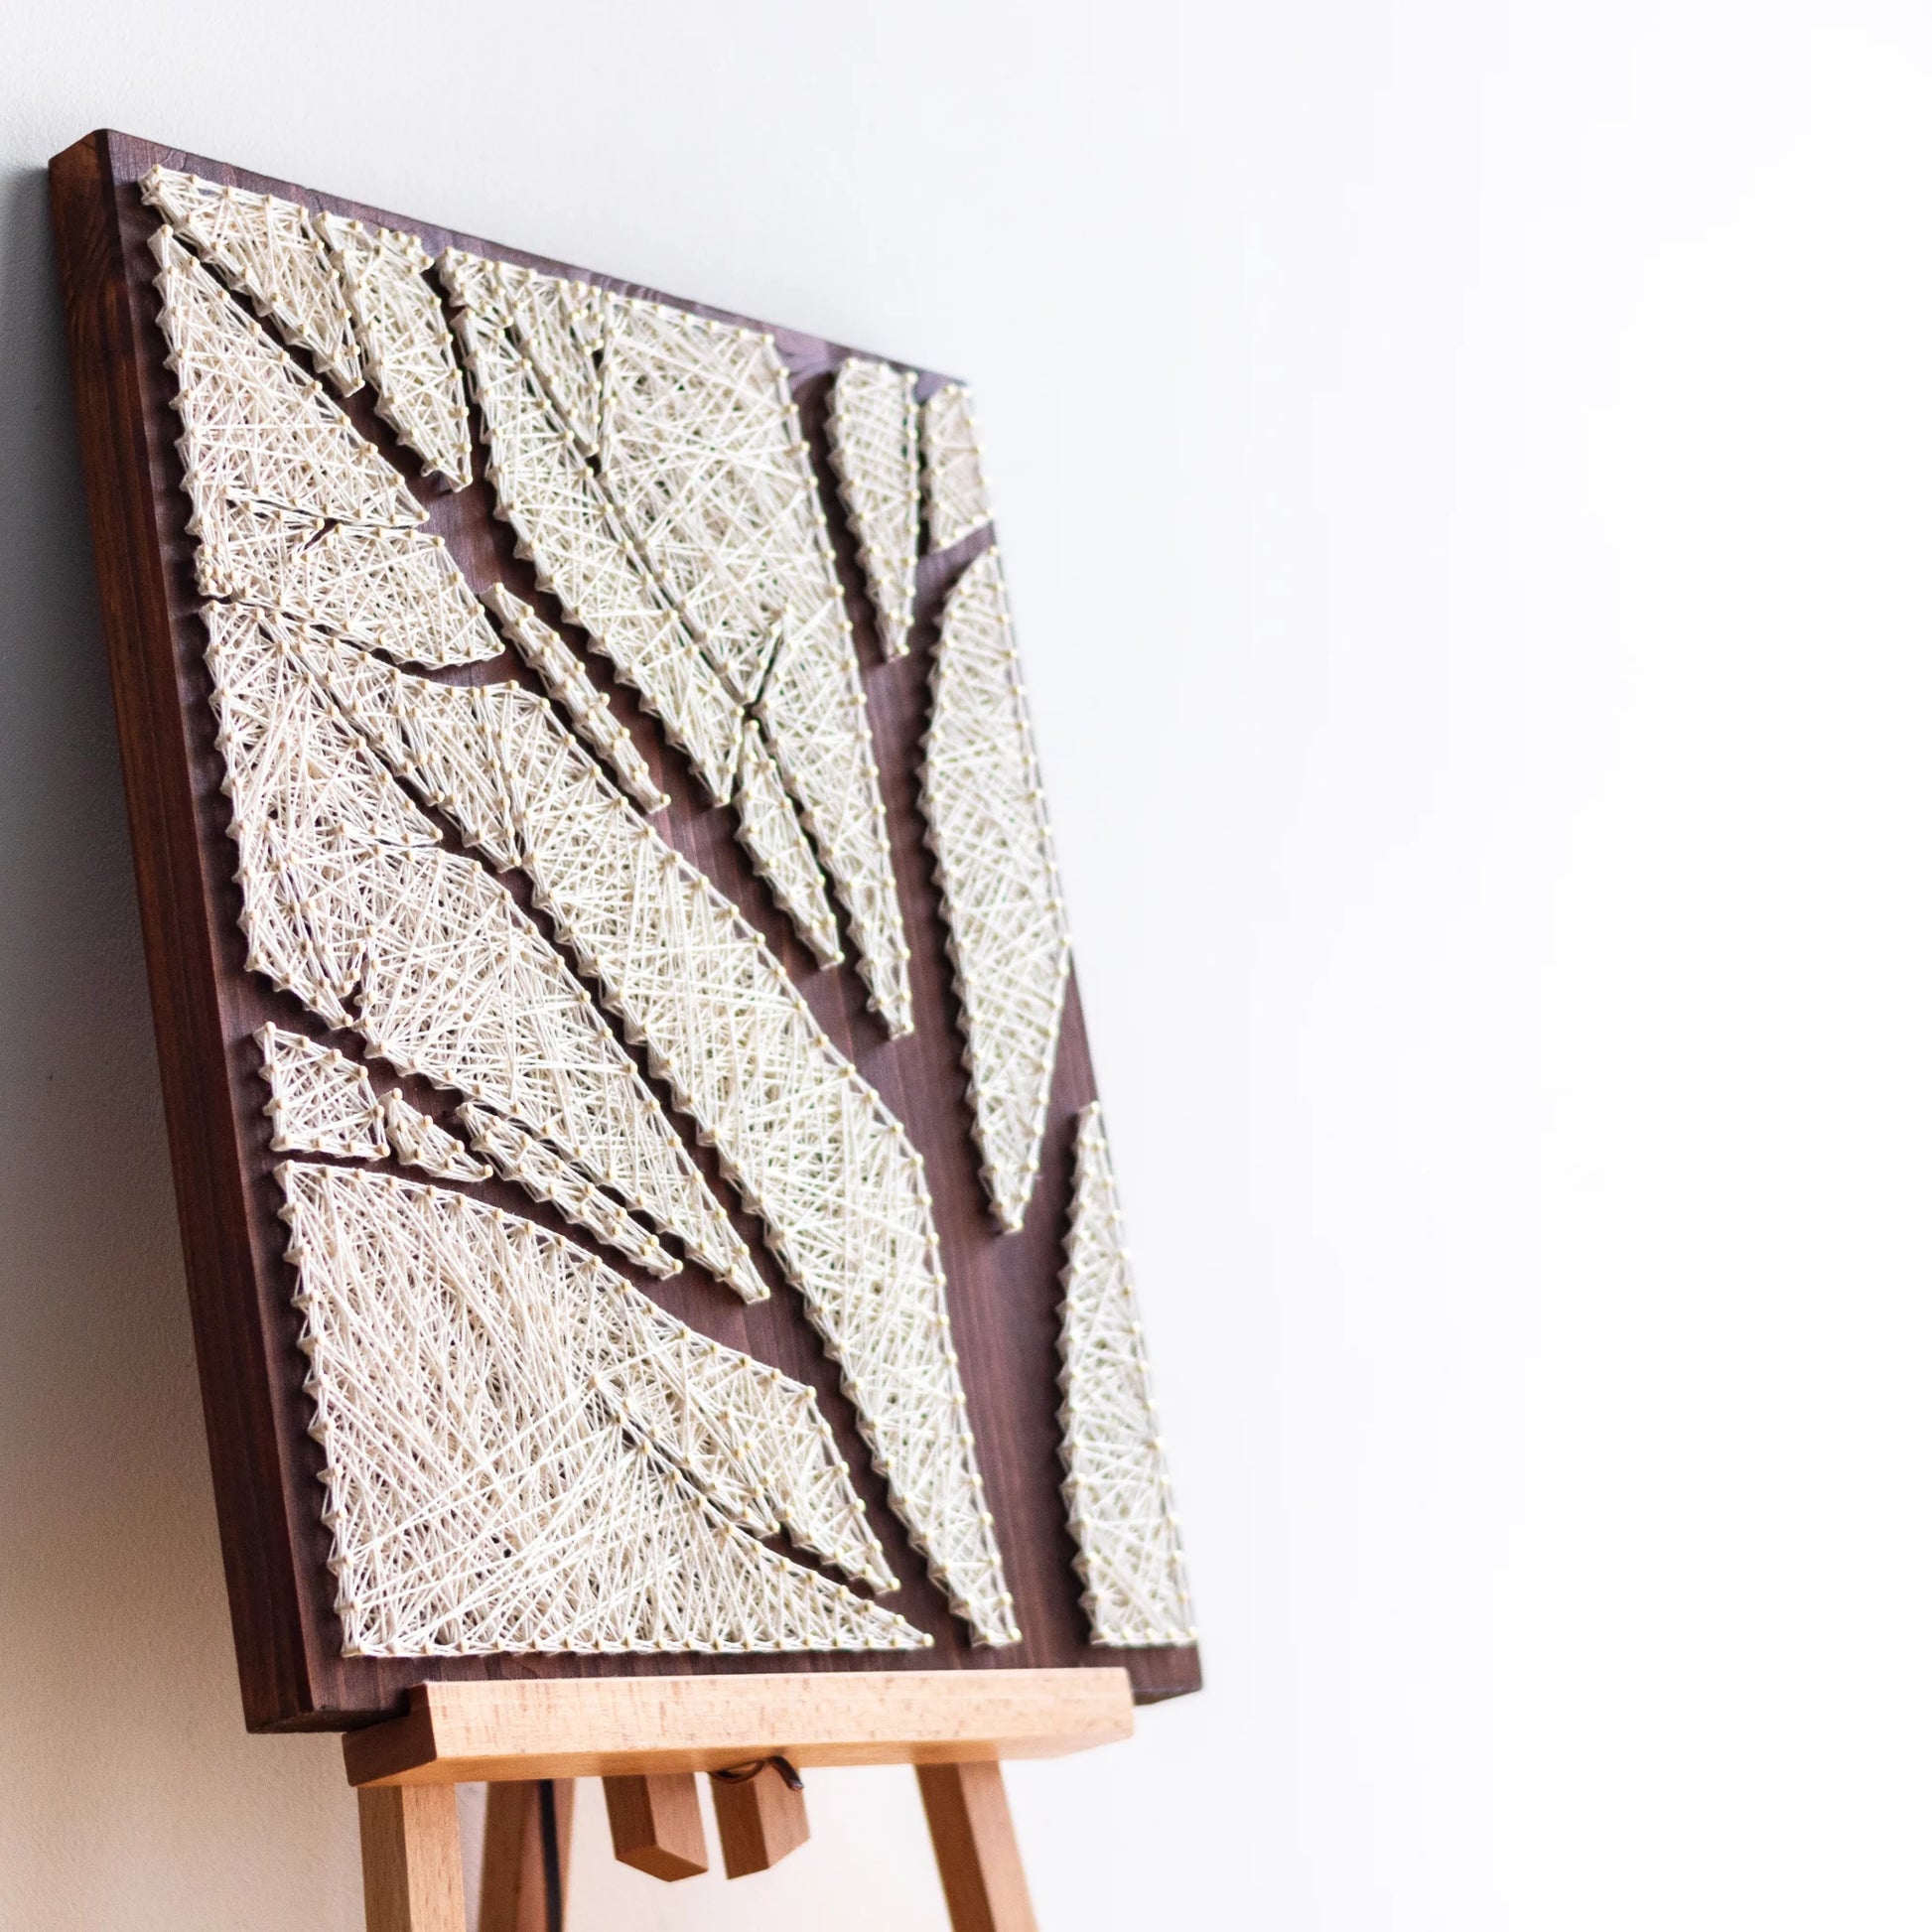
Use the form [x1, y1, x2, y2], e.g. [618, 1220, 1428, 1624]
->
[151, 224, 498, 668]
[318, 212, 473, 488]
[920, 382, 995, 552]
[594, 285, 916, 1034]
[142, 165, 363, 394]
[755, 599, 915, 1035]
[280, 1161, 924, 1655]
[254, 1022, 387, 1159]
[1058, 1105, 1196, 1648]
[595, 283, 913, 1029]
[447, 251, 916, 1035]
[204, 599, 763, 1303]
[826, 357, 920, 658]
[600, 293, 816, 703]
[296, 634, 1022, 1645]
[734, 718, 844, 967]
[497, 259, 607, 459]
[923, 548, 1071, 1231]
[440, 247, 745, 804]
[456, 1098, 678, 1279]
[484, 584, 669, 814]
[150, 201, 1045, 1653]
[379, 1088, 491, 1184]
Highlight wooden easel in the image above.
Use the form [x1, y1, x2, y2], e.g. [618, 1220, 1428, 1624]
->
[348, 1668, 1133, 1930]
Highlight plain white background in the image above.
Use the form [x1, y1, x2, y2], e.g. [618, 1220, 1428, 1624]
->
[2, 2, 1928, 1925]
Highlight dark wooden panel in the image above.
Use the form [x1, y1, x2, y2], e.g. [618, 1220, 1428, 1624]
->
[49, 128, 1203, 1727]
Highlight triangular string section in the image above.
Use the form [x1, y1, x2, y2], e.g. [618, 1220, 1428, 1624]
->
[734, 719, 843, 967]
[143, 165, 363, 393]
[756, 600, 914, 1035]
[380, 1090, 490, 1183]
[922, 548, 1071, 1231]
[1057, 1105, 1195, 1648]
[827, 357, 920, 658]
[254, 1023, 387, 1159]
[279, 1162, 926, 1655]
[151, 224, 497, 668]
[920, 382, 995, 552]
[319, 212, 473, 488]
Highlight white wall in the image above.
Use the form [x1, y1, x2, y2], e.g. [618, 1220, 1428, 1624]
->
[1, 3, 1928, 1925]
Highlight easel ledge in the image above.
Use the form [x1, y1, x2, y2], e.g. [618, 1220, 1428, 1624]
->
[346, 1670, 1134, 1930]
[345, 1667, 1133, 1785]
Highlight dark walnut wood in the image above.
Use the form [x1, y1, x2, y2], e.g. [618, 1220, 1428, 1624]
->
[49, 128, 1203, 1727]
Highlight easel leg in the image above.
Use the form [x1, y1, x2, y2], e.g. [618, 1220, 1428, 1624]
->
[479, 1779, 574, 1932]
[357, 1785, 466, 1932]
[915, 1763, 1037, 1932]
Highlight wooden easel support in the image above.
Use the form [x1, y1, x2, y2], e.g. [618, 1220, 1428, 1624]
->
[357, 1786, 465, 1932]
[711, 1756, 811, 1877]
[604, 1771, 707, 1880]
[918, 1763, 1037, 1932]
[346, 1669, 1130, 1931]
[480, 1779, 574, 1932]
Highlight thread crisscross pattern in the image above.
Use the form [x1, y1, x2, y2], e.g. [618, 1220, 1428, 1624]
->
[485, 585, 668, 812]
[596, 291, 914, 1033]
[923, 548, 1071, 1231]
[279, 1161, 925, 1655]
[318, 212, 473, 487]
[921, 382, 995, 551]
[755, 599, 914, 1034]
[457, 1099, 678, 1278]
[142, 164, 363, 393]
[599, 295, 814, 702]
[254, 1022, 387, 1159]
[146, 203, 1057, 1656]
[1057, 1105, 1196, 1648]
[379, 1088, 490, 1183]
[827, 357, 920, 658]
[448, 251, 912, 1029]
[733, 720, 843, 966]
[293, 637, 1021, 1643]
[151, 223, 496, 668]
[440, 250, 745, 803]
[205, 601, 761, 1301]
[498, 260, 607, 458]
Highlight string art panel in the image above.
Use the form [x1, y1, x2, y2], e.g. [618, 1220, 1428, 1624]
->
[52, 130, 1200, 1727]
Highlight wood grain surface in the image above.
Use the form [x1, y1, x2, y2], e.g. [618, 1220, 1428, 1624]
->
[917, 1763, 1039, 1932]
[343, 1668, 1134, 1787]
[358, 1785, 467, 1932]
[603, 1772, 708, 1881]
[48, 127, 1203, 1728]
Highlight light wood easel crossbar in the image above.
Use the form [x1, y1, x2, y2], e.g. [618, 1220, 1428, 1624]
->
[345, 1669, 1132, 1929]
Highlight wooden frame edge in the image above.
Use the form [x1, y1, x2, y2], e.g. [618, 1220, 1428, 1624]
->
[49, 127, 321, 1728]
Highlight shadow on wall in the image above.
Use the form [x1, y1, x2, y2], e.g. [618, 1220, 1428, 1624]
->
[0, 162, 361, 1930]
